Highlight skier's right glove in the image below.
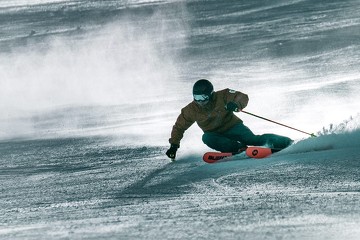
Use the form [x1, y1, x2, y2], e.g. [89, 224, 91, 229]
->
[166, 144, 179, 159]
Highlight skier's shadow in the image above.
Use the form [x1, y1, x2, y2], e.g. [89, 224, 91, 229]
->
[112, 154, 263, 198]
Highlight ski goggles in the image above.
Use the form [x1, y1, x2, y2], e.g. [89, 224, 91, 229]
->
[193, 94, 210, 102]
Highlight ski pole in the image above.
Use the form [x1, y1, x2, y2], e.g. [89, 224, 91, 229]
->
[241, 110, 316, 137]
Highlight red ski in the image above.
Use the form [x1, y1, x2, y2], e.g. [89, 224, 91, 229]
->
[203, 146, 281, 163]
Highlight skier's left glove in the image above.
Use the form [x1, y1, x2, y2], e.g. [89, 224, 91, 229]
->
[225, 102, 240, 112]
[166, 144, 179, 159]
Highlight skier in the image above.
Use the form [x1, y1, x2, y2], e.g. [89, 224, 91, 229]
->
[166, 79, 292, 159]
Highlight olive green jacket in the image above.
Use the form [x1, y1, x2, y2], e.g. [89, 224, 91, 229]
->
[169, 88, 249, 145]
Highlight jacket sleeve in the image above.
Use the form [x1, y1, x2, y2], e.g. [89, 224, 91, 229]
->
[169, 106, 195, 146]
[224, 88, 249, 110]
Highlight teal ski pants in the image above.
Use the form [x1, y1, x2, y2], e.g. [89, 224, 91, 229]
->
[202, 122, 292, 153]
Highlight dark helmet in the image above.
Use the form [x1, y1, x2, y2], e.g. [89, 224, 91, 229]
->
[192, 79, 214, 97]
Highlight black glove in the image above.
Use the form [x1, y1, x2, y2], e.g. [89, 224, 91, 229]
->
[166, 144, 179, 159]
[225, 102, 240, 112]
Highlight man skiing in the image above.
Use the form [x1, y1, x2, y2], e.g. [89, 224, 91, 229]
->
[166, 79, 292, 159]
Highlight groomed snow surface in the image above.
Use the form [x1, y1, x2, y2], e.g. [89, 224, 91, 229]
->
[1, 126, 359, 239]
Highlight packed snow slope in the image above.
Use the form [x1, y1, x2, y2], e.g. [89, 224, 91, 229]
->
[1, 122, 360, 239]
